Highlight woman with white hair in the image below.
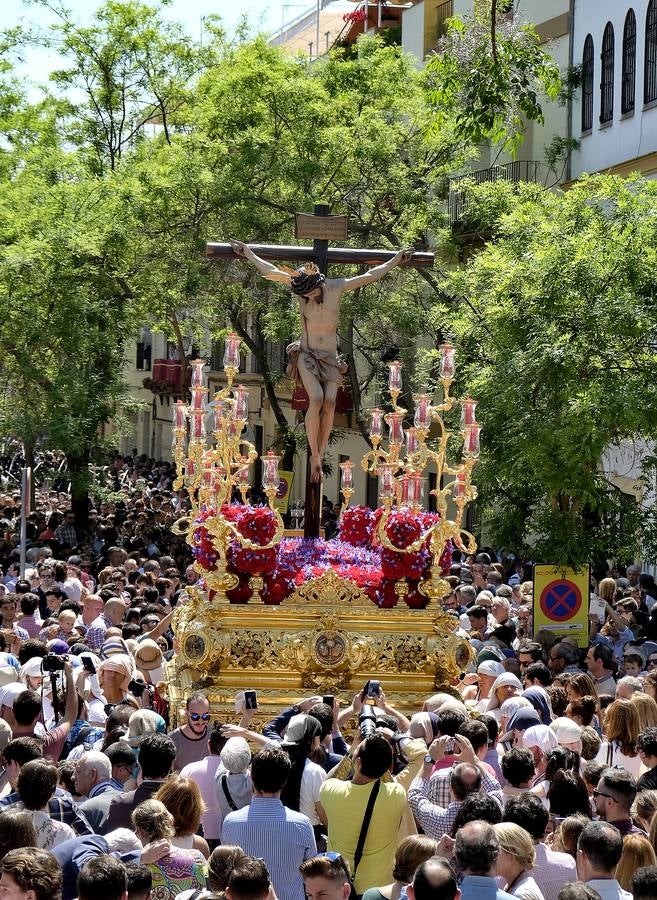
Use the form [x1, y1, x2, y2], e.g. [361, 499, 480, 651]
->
[494, 822, 544, 900]
[215, 737, 253, 821]
[97, 654, 138, 710]
[485, 673, 523, 723]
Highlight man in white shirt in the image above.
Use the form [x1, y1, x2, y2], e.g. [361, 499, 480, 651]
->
[576, 821, 631, 900]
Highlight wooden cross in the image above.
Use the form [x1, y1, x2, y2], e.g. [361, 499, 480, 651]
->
[206, 204, 434, 539]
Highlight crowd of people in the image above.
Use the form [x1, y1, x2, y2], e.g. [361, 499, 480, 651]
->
[1, 453, 657, 900]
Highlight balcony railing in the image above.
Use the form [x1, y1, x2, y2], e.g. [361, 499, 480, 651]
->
[436, 0, 453, 39]
[447, 160, 542, 225]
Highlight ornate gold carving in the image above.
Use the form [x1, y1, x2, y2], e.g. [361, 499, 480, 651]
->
[170, 569, 473, 721]
[281, 569, 372, 607]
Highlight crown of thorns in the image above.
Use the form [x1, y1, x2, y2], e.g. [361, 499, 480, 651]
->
[290, 263, 326, 297]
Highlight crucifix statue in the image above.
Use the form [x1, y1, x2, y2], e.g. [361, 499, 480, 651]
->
[207, 204, 434, 538]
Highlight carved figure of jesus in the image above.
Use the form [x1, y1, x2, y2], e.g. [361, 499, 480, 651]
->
[230, 240, 412, 482]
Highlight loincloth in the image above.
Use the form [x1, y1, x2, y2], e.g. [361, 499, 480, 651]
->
[286, 341, 348, 388]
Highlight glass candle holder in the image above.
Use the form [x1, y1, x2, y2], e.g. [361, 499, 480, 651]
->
[463, 423, 481, 458]
[191, 387, 205, 412]
[339, 460, 354, 491]
[408, 473, 423, 506]
[400, 474, 411, 506]
[461, 397, 477, 429]
[453, 471, 467, 499]
[233, 384, 249, 421]
[262, 451, 280, 491]
[223, 333, 241, 370]
[172, 400, 187, 430]
[237, 461, 251, 489]
[385, 412, 405, 446]
[387, 360, 402, 393]
[191, 359, 205, 388]
[440, 343, 456, 379]
[370, 408, 384, 441]
[413, 394, 431, 429]
[405, 427, 419, 455]
[190, 412, 206, 441]
[378, 464, 396, 501]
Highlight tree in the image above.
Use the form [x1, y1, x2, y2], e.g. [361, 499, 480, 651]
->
[427, 175, 657, 565]
[426, 0, 561, 154]
[38, 0, 222, 172]
[0, 141, 140, 522]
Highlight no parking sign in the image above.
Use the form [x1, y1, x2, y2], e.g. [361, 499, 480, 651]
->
[533, 564, 590, 648]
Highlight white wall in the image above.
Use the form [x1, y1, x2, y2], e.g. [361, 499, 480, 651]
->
[572, 1, 657, 178]
[401, 0, 426, 63]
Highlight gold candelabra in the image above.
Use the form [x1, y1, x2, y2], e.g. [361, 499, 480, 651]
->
[342, 344, 481, 602]
[171, 334, 284, 600]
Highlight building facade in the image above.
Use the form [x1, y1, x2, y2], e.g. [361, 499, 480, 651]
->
[571, 0, 657, 180]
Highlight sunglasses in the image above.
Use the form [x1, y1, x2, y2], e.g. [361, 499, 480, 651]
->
[649, 659, 657, 666]
[189, 712, 211, 722]
[593, 789, 615, 800]
[320, 852, 351, 880]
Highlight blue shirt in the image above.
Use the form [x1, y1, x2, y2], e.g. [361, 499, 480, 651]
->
[460, 876, 516, 900]
[220, 797, 316, 900]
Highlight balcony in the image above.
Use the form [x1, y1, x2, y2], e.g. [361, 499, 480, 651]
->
[436, 0, 453, 39]
[447, 160, 542, 225]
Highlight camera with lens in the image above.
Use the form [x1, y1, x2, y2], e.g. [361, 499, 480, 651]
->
[41, 653, 66, 673]
[358, 705, 377, 739]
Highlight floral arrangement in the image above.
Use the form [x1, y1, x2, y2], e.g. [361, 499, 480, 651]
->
[343, 8, 367, 23]
[193, 503, 453, 608]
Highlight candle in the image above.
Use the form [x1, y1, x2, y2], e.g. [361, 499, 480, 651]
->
[173, 400, 187, 430]
[191, 387, 204, 411]
[237, 461, 250, 487]
[409, 473, 423, 506]
[400, 474, 411, 506]
[387, 360, 402, 393]
[440, 343, 456, 379]
[461, 397, 477, 429]
[385, 412, 404, 446]
[463, 423, 481, 458]
[370, 408, 384, 441]
[378, 464, 396, 500]
[262, 451, 280, 491]
[223, 333, 241, 370]
[186, 459, 196, 477]
[202, 467, 214, 489]
[413, 394, 431, 429]
[406, 427, 419, 455]
[340, 460, 354, 491]
[191, 359, 205, 388]
[191, 413, 206, 441]
[234, 384, 249, 421]
[453, 471, 467, 499]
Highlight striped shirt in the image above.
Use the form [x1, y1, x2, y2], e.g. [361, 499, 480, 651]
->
[220, 797, 316, 900]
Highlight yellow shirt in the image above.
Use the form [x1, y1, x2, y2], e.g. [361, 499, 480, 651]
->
[319, 777, 406, 895]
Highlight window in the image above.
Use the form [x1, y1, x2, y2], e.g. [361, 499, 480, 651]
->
[622, 10, 636, 114]
[600, 22, 614, 123]
[646, 0, 657, 104]
[582, 34, 594, 131]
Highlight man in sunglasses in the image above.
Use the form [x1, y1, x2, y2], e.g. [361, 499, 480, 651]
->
[169, 690, 212, 770]
[300, 853, 351, 900]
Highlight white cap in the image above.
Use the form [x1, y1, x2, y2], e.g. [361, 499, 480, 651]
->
[550, 716, 582, 745]
[477, 660, 506, 678]
[522, 724, 559, 754]
[0, 682, 26, 709]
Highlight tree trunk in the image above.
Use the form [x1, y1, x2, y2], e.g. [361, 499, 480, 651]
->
[68, 449, 91, 532]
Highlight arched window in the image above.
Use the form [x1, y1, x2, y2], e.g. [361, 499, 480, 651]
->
[600, 22, 614, 123]
[622, 10, 636, 114]
[646, 0, 657, 104]
[582, 34, 594, 131]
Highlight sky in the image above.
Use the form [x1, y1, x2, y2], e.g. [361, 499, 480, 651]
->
[0, 0, 302, 91]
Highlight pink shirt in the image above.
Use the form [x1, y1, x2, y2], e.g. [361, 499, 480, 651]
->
[180, 754, 222, 840]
